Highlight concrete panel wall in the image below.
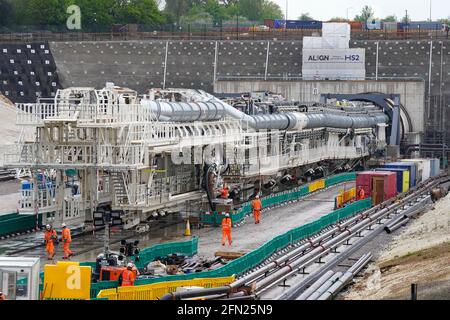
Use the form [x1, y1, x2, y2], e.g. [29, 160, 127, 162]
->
[51, 41, 167, 91]
[46, 39, 450, 142]
[214, 80, 425, 134]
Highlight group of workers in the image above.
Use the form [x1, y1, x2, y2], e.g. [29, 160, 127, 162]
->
[220, 191, 263, 246]
[44, 223, 73, 260]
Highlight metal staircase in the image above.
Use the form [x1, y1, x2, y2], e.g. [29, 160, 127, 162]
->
[110, 171, 129, 205]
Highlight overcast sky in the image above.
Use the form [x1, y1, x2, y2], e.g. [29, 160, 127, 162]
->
[273, 0, 449, 21]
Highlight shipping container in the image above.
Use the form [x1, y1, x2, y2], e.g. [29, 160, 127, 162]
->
[383, 162, 417, 188]
[400, 159, 431, 182]
[408, 22, 442, 30]
[374, 168, 409, 193]
[356, 171, 397, 206]
[273, 20, 322, 29]
[264, 19, 274, 29]
[430, 158, 440, 177]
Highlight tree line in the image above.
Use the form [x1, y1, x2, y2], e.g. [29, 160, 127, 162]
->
[0, 0, 284, 30]
[299, 6, 449, 24]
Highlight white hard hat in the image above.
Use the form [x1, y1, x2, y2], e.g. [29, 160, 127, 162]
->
[225, 213, 230, 217]
[61, 223, 66, 228]
[127, 262, 134, 268]
[255, 195, 260, 198]
[46, 224, 51, 229]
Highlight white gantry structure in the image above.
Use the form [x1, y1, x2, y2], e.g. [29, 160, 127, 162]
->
[4, 84, 389, 230]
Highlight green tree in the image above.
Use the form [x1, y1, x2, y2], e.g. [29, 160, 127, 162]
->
[260, 0, 282, 20]
[205, 0, 228, 24]
[165, 0, 190, 23]
[23, 0, 67, 25]
[298, 13, 314, 21]
[354, 5, 374, 22]
[383, 15, 397, 22]
[0, 0, 14, 26]
[113, 0, 164, 24]
[238, 0, 263, 21]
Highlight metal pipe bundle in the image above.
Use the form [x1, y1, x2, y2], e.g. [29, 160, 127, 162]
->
[297, 270, 335, 300]
[307, 272, 343, 300]
[140, 95, 389, 131]
[317, 253, 372, 300]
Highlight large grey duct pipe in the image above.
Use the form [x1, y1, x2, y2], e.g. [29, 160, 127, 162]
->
[140, 98, 389, 131]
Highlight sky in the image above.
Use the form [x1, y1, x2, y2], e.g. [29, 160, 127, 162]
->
[273, 0, 449, 21]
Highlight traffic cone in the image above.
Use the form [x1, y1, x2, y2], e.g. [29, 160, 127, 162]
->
[184, 219, 191, 236]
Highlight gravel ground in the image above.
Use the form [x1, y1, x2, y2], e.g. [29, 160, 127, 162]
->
[340, 192, 450, 300]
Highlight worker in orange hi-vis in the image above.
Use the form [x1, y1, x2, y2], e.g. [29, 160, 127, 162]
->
[218, 183, 229, 199]
[44, 224, 57, 260]
[251, 195, 262, 224]
[121, 263, 138, 286]
[221, 213, 232, 246]
[357, 186, 365, 200]
[61, 223, 74, 259]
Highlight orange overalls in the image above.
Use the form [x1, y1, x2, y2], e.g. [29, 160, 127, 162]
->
[121, 269, 137, 286]
[221, 217, 232, 246]
[61, 227, 73, 259]
[252, 198, 262, 224]
[219, 187, 229, 199]
[44, 229, 57, 259]
[358, 188, 365, 200]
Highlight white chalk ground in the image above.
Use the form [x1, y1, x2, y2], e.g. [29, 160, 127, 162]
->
[342, 191, 450, 300]
[378, 192, 450, 262]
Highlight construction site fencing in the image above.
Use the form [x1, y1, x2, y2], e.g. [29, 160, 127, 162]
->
[96, 196, 371, 299]
[201, 172, 356, 226]
[1, 28, 449, 43]
[37, 237, 199, 299]
[97, 276, 235, 300]
[132, 237, 199, 269]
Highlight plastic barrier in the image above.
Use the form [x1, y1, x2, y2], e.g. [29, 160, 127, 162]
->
[0, 213, 42, 237]
[133, 237, 199, 269]
[97, 276, 235, 300]
[97, 197, 371, 297]
[201, 173, 356, 226]
[37, 237, 200, 299]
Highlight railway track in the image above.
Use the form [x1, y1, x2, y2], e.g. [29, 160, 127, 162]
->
[160, 174, 450, 301]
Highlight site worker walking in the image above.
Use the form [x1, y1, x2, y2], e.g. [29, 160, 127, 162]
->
[44, 224, 57, 260]
[121, 263, 138, 286]
[357, 186, 365, 200]
[61, 223, 74, 259]
[221, 213, 232, 246]
[218, 184, 229, 199]
[251, 195, 262, 224]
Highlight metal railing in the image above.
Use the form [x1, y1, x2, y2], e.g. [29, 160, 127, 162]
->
[1, 28, 449, 43]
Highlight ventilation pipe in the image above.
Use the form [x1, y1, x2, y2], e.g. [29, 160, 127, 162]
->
[140, 96, 389, 131]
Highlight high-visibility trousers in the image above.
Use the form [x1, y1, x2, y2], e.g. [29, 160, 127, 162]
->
[46, 242, 55, 257]
[253, 210, 261, 223]
[222, 230, 232, 245]
[63, 241, 73, 258]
